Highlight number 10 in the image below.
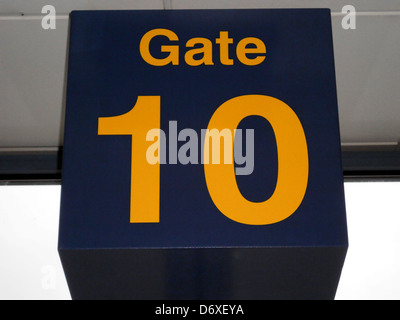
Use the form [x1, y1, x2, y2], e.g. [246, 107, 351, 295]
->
[98, 95, 308, 225]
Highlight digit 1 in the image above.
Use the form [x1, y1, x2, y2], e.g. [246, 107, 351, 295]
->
[204, 95, 309, 225]
[98, 96, 161, 223]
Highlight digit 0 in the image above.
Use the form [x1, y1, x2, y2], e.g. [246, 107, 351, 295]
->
[204, 95, 309, 225]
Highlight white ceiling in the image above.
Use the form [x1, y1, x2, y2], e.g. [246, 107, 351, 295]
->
[1, 0, 400, 13]
[0, 0, 399, 148]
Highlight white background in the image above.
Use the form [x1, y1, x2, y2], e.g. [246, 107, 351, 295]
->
[0, 182, 399, 300]
[336, 182, 400, 300]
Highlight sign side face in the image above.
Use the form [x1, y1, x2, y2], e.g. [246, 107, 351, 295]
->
[59, 9, 348, 249]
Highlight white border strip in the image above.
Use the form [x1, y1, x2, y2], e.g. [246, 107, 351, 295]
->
[0, 11, 399, 21]
[0, 14, 69, 20]
[341, 142, 398, 147]
[0, 147, 60, 153]
[332, 11, 400, 17]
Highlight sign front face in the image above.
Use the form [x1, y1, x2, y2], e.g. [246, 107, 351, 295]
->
[59, 9, 348, 250]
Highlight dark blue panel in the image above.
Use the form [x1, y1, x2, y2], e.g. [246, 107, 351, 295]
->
[59, 9, 347, 250]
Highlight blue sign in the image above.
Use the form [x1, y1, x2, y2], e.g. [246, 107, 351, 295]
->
[59, 9, 348, 299]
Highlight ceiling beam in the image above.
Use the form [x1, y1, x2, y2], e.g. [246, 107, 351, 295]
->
[1, 148, 399, 184]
